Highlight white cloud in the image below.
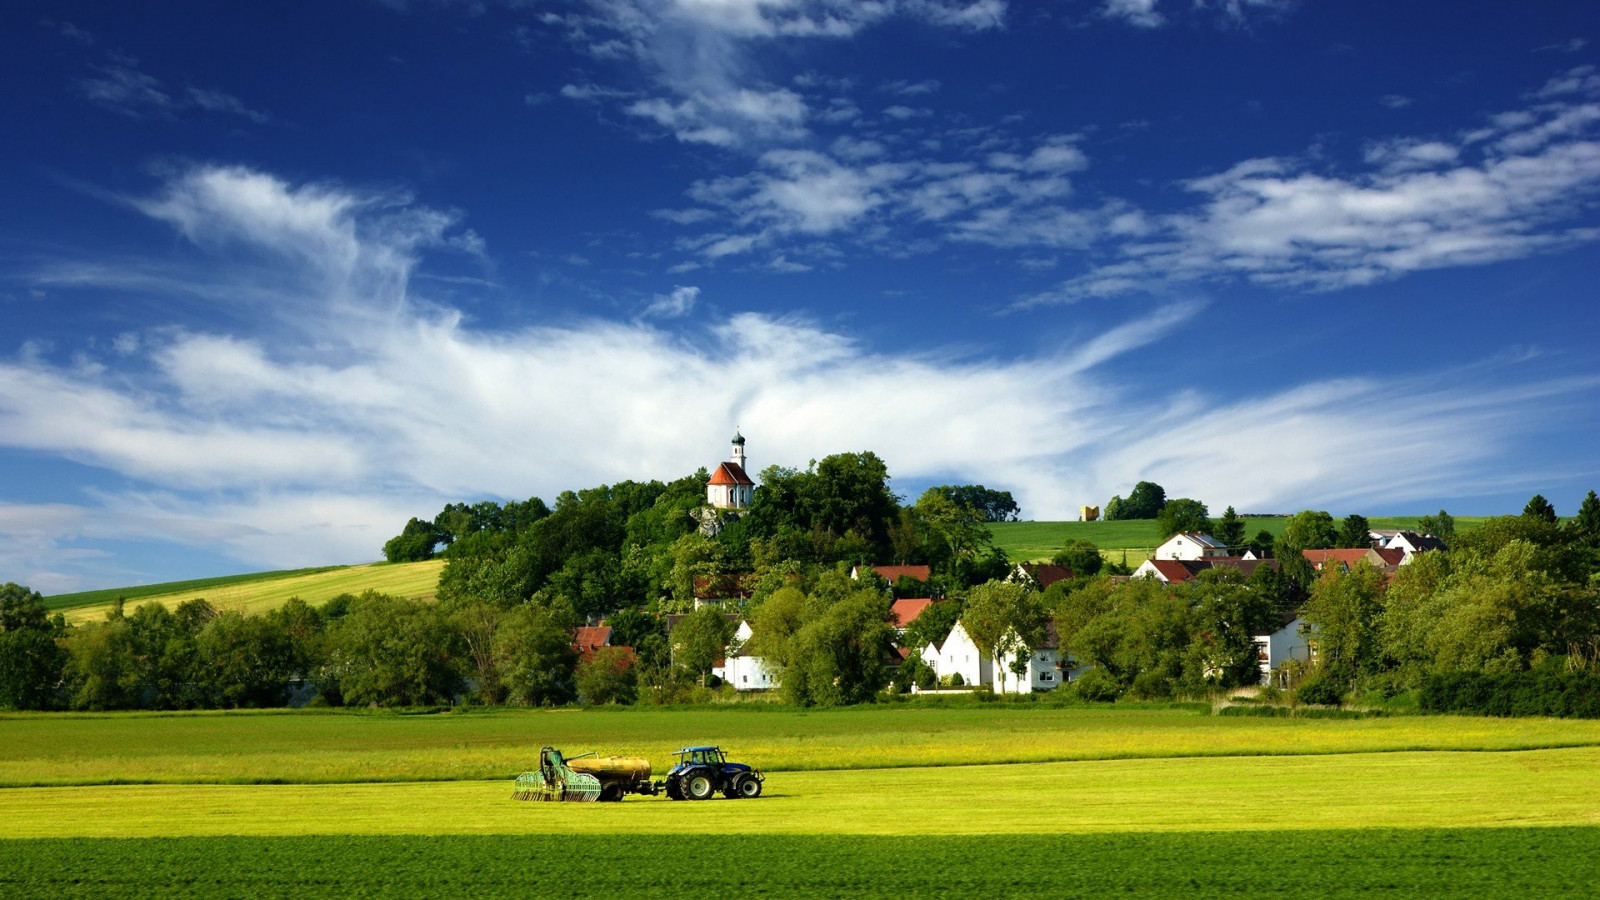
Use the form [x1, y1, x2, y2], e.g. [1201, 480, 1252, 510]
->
[6, 162, 1594, 588]
[1102, 0, 1163, 28]
[643, 285, 702, 318]
[78, 57, 269, 123]
[1029, 74, 1600, 302]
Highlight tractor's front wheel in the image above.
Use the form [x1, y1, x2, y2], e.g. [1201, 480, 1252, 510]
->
[734, 775, 762, 799]
[686, 773, 716, 800]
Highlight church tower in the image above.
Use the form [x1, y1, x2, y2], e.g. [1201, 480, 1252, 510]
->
[706, 431, 755, 510]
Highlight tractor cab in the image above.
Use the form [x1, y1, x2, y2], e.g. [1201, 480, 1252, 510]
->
[675, 746, 726, 768]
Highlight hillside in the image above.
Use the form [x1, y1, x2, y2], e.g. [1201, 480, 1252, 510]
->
[988, 516, 1484, 563]
[54, 560, 445, 626]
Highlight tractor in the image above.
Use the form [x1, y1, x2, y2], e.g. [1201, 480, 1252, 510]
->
[663, 745, 764, 800]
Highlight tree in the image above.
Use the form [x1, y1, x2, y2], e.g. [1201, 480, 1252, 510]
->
[1155, 498, 1210, 538]
[670, 605, 734, 686]
[62, 618, 140, 710]
[326, 592, 465, 707]
[915, 489, 994, 585]
[1570, 490, 1600, 546]
[1109, 481, 1166, 520]
[194, 611, 295, 708]
[1524, 494, 1558, 525]
[780, 586, 894, 706]
[0, 583, 64, 710]
[1179, 569, 1273, 690]
[383, 517, 446, 562]
[575, 647, 637, 705]
[1336, 514, 1372, 549]
[925, 485, 1020, 522]
[1246, 529, 1277, 558]
[1301, 563, 1387, 691]
[899, 599, 963, 656]
[1417, 509, 1456, 540]
[495, 601, 579, 706]
[962, 580, 1048, 692]
[1213, 507, 1246, 551]
[1280, 510, 1337, 551]
[1050, 540, 1103, 578]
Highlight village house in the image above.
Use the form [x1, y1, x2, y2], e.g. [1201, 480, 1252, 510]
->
[1302, 547, 1404, 574]
[714, 620, 780, 692]
[1154, 532, 1231, 560]
[1009, 562, 1074, 590]
[920, 620, 992, 689]
[1133, 557, 1279, 583]
[991, 624, 1062, 694]
[850, 564, 932, 585]
[1253, 613, 1312, 686]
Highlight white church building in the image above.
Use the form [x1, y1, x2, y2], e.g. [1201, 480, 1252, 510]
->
[706, 432, 755, 510]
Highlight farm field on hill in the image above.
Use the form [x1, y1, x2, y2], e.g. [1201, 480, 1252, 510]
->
[5, 705, 1600, 787]
[56, 560, 444, 625]
[988, 515, 1484, 561]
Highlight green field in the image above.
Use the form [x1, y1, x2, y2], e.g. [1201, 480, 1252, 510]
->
[55, 560, 445, 625]
[4, 696, 1594, 895]
[989, 515, 1487, 562]
[43, 567, 350, 612]
[7, 830, 1597, 899]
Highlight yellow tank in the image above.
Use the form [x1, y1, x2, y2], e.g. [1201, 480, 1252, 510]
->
[567, 756, 652, 781]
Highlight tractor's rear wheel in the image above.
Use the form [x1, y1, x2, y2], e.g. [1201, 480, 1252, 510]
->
[666, 777, 684, 800]
[734, 775, 762, 799]
[686, 773, 716, 800]
[600, 783, 624, 802]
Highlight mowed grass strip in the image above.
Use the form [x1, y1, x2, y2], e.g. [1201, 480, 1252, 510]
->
[4, 830, 1598, 899]
[1, 748, 1598, 838]
[59, 560, 445, 625]
[8, 706, 1600, 787]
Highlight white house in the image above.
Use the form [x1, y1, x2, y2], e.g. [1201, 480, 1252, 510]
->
[1154, 532, 1230, 560]
[705, 432, 755, 510]
[991, 625, 1062, 694]
[714, 620, 780, 691]
[1253, 614, 1312, 686]
[920, 620, 991, 688]
[1380, 530, 1447, 562]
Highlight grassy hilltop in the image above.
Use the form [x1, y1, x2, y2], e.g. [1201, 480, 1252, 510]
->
[988, 515, 1484, 562]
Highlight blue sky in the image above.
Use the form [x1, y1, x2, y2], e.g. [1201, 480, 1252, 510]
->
[2, 1, 1598, 592]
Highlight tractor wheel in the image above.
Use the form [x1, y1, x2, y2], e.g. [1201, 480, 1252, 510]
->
[734, 775, 762, 799]
[686, 772, 716, 801]
[665, 778, 684, 801]
[600, 784, 624, 802]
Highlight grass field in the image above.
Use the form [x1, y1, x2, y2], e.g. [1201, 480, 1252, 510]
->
[5, 704, 1600, 786]
[42, 567, 349, 612]
[3, 700, 1593, 895]
[7, 830, 1597, 899]
[56, 560, 445, 625]
[988, 515, 1488, 562]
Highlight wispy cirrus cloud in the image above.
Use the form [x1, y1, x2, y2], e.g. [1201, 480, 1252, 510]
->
[1022, 66, 1600, 304]
[3, 162, 1591, 588]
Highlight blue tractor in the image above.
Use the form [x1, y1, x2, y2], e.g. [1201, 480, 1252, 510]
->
[663, 746, 764, 800]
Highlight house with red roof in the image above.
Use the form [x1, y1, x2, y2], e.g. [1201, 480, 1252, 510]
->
[888, 597, 933, 632]
[1012, 562, 1073, 590]
[1302, 547, 1403, 574]
[851, 564, 932, 584]
[1132, 557, 1280, 583]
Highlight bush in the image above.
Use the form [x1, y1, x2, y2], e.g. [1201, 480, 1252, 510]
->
[1294, 674, 1344, 706]
[1071, 668, 1120, 702]
[1128, 670, 1173, 700]
[1418, 669, 1600, 718]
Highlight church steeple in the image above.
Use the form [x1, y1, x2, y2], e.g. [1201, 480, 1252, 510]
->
[731, 430, 746, 470]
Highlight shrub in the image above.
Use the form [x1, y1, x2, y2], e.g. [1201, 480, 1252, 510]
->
[1071, 667, 1120, 702]
[1294, 674, 1344, 706]
[1128, 670, 1173, 700]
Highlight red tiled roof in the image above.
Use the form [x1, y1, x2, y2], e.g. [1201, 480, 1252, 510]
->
[573, 625, 612, 653]
[889, 598, 933, 628]
[693, 574, 754, 599]
[1020, 563, 1074, 588]
[579, 644, 637, 666]
[707, 461, 755, 486]
[1374, 547, 1406, 567]
[867, 564, 931, 583]
[1148, 559, 1198, 582]
[1148, 557, 1280, 583]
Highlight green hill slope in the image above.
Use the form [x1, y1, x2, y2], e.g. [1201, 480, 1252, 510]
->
[988, 516, 1485, 562]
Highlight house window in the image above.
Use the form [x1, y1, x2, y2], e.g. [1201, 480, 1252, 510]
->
[742, 676, 747, 683]
[1041, 673, 1054, 682]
